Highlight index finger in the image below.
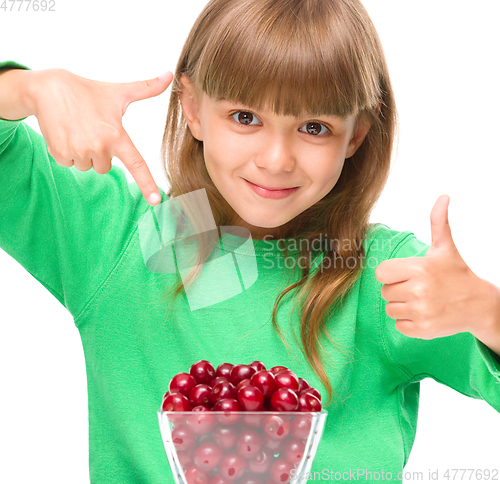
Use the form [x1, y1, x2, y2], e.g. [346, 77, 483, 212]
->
[112, 129, 161, 206]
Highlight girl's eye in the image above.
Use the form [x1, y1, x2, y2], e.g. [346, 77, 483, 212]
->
[231, 111, 330, 136]
[231, 111, 262, 126]
[299, 122, 331, 136]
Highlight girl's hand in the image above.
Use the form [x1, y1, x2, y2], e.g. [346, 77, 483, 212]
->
[376, 195, 500, 346]
[28, 67, 173, 206]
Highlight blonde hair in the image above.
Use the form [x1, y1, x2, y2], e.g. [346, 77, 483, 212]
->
[160, 0, 397, 407]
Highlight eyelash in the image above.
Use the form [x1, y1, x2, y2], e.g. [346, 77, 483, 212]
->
[229, 110, 332, 137]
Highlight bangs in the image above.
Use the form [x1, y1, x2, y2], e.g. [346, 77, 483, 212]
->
[191, 0, 382, 119]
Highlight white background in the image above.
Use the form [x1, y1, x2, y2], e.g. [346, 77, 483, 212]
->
[1, 0, 499, 482]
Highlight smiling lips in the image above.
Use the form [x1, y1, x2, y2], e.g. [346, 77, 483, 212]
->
[244, 178, 299, 199]
[245, 179, 298, 190]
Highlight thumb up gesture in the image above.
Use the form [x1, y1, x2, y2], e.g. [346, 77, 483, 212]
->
[376, 195, 500, 345]
[29, 67, 174, 205]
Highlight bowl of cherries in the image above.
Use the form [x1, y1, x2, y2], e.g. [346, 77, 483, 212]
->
[157, 360, 327, 484]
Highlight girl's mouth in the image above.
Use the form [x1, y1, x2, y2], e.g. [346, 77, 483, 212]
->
[244, 179, 299, 200]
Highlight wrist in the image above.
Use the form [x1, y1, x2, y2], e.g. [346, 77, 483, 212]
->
[0, 68, 37, 120]
[470, 279, 500, 355]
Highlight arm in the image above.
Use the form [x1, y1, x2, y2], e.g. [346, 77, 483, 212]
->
[0, 61, 171, 205]
[377, 231, 500, 412]
[0, 60, 165, 320]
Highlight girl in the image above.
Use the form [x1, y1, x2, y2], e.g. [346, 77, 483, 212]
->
[1, 0, 499, 483]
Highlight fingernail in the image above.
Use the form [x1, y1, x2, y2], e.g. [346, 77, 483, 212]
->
[159, 71, 172, 82]
[149, 192, 161, 205]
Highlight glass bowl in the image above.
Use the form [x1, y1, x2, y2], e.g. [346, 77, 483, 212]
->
[157, 409, 328, 484]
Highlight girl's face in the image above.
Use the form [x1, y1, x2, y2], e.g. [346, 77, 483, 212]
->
[179, 75, 373, 240]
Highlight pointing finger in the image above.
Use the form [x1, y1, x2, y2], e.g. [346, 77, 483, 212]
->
[112, 130, 161, 206]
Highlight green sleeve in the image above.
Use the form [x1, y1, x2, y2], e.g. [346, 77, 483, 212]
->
[0, 60, 158, 323]
[379, 233, 500, 411]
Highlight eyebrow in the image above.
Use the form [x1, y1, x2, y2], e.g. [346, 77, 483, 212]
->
[215, 98, 347, 121]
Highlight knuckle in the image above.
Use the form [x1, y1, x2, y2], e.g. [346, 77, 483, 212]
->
[142, 79, 153, 90]
[52, 150, 72, 166]
[416, 301, 431, 321]
[413, 281, 430, 300]
[72, 149, 87, 161]
[412, 282, 423, 298]
[106, 126, 123, 144]
[414, 262, 428, 277]
[128, 157, 146, 172]
[89, 143, 107, 157]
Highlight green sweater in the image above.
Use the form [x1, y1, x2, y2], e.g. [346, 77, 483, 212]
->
[1, 60, 499, 484]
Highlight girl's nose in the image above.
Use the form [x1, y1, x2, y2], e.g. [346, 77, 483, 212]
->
[254, 136, 297, 173]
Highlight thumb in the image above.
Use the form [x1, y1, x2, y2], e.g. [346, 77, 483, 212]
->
[122, 71, 174, 105]
[429, 194, 455, 251]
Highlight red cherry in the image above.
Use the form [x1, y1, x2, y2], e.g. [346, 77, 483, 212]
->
[261, 433, 282, 452]
[190, 384, 213, 408]
[230, 365, 257, 386]
[212, 426, 239, 450]
[213, 398, 242, 425]
[262, 414, 290, 441]
[190, 360, 216, 386]
[210, 474, 233, 484]
[219, 453, 247, 480]
[210, 380, 237, 406]
[297, 378, 311, 393]
[269, 366, 289, 375]
[216, 363, 234, 380]
[236, 428, 262, 459]
[250, 371, 276, 399]
[298, 392, 322, 412]
[281, 438, 306, 464]
[249, 361, 266, 372]
[212, 376, 229, 388]
[300, 388, 321, 402]
[177, 449, 194, 470]
[185, 465, 210, 484]
[197, 433, 213, 446]
[270, 388, 298, 412]
[172, 424, 196, 451]
[186, 408, 217, 434]
[170, 373, 198, 398]
[194, 441, 224, 472]
[162, 392, 192, 412]
[192, 405, 211, 412]
[290, 414, 312, 440]
[236, 379, 252, 391]
[243, 414, 265, 428]
[269, 459, 294, 484]
[237, 385, 264, 411]
[248, 449, 273, 474]
[274, 371, 299, 393]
